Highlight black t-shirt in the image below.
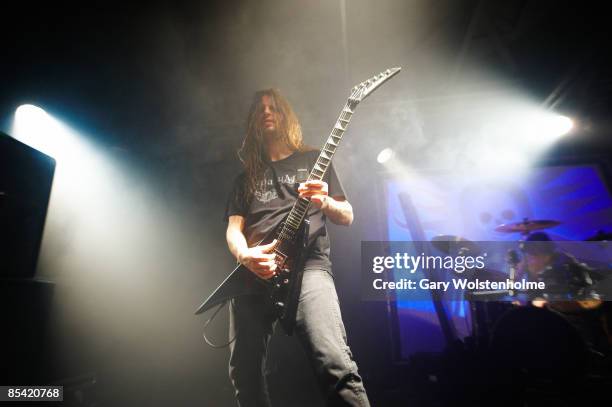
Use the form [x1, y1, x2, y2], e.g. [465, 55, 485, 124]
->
[224, 150, 347, 270]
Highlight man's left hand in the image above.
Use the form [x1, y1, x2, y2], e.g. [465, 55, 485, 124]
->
[298, 180, 329, 210]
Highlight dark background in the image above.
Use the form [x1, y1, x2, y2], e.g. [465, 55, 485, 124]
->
[1, 1, 611, 405]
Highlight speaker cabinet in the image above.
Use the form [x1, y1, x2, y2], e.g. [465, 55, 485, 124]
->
[0, 132, 55, 278]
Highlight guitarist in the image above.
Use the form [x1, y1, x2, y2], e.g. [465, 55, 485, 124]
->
[224, 89, 370, 406]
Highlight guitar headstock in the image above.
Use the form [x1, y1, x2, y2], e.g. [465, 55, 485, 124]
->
[349, 67, 401, 105]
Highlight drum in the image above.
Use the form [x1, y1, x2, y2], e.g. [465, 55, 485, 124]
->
[489, 306, 588, 376]
[468, 297, 515, 345]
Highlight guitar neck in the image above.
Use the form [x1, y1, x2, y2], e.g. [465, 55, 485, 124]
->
[277, 101, 357, 242]
[308, 101, 355, 181]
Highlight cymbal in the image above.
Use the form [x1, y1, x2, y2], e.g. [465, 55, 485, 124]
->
[431, 235, 481, 255]
[494, 219, 561, 234]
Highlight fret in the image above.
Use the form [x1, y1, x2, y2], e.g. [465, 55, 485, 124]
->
[320, 151, 334, 160]
[313, 164, 325, 173]
[314, 163, 326, 173]
[290, 216, 302, 225]
[288, 215, 302, 226]
[280, 227, 295, 240]
[290, 208, 306, 220]
[316, 158, 329, 168]
[297, 201, 309, 213]
[288, 216, 302, 227]
[279, 230, 293, 241]
[313, 167, 327, 177]
[312, 171, 324, 180]
[324, 142, 336, 157]
[292, 212, 304, 222]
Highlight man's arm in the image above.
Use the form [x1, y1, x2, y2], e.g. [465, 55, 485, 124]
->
[298, 180, 353, 226]
[226, 215, 277, 279]
[226, 215, 249, 261]
[321, 196, 353, 226]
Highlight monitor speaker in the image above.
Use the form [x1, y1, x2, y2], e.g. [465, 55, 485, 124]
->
[0, 132, 55, 278]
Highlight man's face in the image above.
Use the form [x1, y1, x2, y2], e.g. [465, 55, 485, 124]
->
[525, 252, 552, 275]
[260, 95, 279, 136]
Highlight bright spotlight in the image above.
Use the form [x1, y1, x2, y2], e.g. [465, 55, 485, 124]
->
[377, 148, 394, 164]
[548, 114, 573, 137]
[12, 104, 90, 166]
[16, 104, 48, 120]
[517, 113, 574, 143]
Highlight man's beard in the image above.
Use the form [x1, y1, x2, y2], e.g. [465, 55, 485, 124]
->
[262, 127, 281, 141]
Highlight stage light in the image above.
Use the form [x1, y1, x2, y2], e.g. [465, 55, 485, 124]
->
[15, 104, 46, 119]
[517, 113, 574, 143]
[14, 104, 57, 157]
[12, 104, 90, 166]
[11, 103, 117, 212]
[547, 114, 573, 137]
[377, 148, 394, 164]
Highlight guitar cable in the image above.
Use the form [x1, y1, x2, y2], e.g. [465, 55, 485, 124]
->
[202, 301, 238, 348]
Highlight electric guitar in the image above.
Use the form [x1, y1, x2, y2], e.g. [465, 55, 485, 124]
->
[195, 67, 401, 334]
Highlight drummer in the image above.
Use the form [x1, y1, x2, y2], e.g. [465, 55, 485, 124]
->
[517, 232, 595, 302]
[517, 232, 609, 356]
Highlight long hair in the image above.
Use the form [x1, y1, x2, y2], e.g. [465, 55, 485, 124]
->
[238, 89, 304, 204]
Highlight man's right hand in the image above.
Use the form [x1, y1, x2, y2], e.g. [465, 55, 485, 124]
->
[238, 240, 278, 280]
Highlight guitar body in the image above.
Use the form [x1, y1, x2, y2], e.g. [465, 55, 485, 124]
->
[195, 218, 310, 335]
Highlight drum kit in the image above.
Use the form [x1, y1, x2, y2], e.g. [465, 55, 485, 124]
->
[429, 219, 612, 355]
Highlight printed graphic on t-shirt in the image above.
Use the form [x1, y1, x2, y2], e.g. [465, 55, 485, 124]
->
[254, 172, 297, 203]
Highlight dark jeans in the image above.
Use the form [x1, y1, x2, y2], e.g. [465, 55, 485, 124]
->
[228, 268, 370, 407]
